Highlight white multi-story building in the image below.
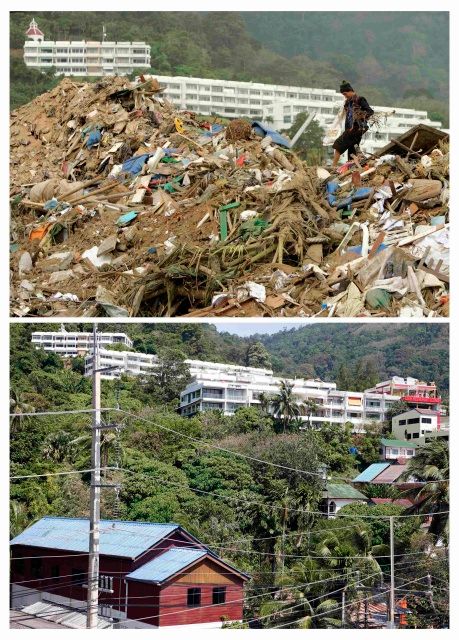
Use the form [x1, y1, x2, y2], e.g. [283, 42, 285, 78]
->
[84, 349, 158, 379]
[391, 408, 449, 445]
[31, 325, 133, 357]
[178, 360, 404, 432]
[153, 74, 443, 155]
[23, 18, 150, 77]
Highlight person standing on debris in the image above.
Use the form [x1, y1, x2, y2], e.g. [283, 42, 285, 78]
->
[332, 81, 374, 167]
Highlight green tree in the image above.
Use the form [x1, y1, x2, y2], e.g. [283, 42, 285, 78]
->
[144, 347, 191, 404]
[271, 381, 301, 433]
[400, 440, 449, 537]
[245, 341, 271, 369]
[284, 112, 325, 163]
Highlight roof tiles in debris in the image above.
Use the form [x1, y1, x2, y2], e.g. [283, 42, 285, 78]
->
[9, 517, 179, 559]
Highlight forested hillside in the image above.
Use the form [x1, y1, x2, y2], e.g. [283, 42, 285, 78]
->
[11, 323, 448, 396]
[10, 11, 448, 125]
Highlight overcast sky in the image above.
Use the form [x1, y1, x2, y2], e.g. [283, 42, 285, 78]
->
[214, 321, 312, 337]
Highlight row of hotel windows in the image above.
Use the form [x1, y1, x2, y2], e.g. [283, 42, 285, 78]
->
[28, 47, 148, 54]
[164, 83, 336, 100]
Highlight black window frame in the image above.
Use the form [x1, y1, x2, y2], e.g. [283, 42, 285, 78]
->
[212, 586, 227, 605]
[187, 587, 201, 607]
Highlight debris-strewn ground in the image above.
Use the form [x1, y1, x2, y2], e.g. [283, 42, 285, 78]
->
[10, 77, 449, 317]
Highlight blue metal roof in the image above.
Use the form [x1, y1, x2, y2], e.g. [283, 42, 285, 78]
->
[9, 517, 179, 559]
[353, 463, 390, 483]
[127, 547, 207, 584]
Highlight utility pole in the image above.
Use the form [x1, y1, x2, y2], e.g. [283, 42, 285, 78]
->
[341, 589, 346, 627]
[87, 324, 101, 629]
[387, 515, 395, 629]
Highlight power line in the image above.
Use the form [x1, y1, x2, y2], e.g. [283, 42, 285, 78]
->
[9, 408, 115, 418]
[270, 575, 428, 629]
[116, 409, 341, 480]
[10, 467, 103, 480]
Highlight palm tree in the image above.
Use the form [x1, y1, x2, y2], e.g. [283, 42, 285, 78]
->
[271, 381, 301, 433]
[10, 388, 35, 434]
[400, 440, 449, 537]
[301, 399, 320, 429]
[258, 594, 342, 629]
[43, 431, 76, 463]
[258, 392, 272, 416]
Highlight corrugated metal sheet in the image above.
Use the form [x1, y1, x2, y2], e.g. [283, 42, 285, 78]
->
[127, 547, 207, 584]
[325, 483, 368, 500]
[372, 464, 407, 484]
[20, 602, 112, 629]
[9, 517, 179, 559]
[352, 463, 390, 483]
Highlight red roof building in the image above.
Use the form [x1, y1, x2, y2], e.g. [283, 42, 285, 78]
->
[10, 518, 249, 628]
[25, 19, 44, 40]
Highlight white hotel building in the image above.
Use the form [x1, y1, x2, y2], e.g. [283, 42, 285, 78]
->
[23, 19, 150, 77]
[178, 360, 404, 431]
[154, 74, 443, 155]
[31, 330, 440, 432]
[31, 327, 132, 358]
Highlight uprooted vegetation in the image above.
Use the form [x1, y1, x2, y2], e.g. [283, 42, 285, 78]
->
[10, 77, 449, 317]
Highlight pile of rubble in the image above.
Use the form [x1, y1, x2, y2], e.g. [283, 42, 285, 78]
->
[10, 77, 449, 317]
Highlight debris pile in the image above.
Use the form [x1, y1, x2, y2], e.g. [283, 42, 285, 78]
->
[10, 78, 449, 317]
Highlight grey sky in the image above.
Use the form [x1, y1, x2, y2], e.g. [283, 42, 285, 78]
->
[214, 321, 312, 337]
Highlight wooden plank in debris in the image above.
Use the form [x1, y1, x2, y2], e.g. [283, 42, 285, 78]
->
[368, 231, 386, 258]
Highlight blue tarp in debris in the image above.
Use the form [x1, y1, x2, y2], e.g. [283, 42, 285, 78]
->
[121, 153, 151, 176]
[326, 181, 373, 209]
[202, 124, 225, 137]
[251, 121, 291, 148]
[116, 211, 138, 226]
[86, 129, 101, 149]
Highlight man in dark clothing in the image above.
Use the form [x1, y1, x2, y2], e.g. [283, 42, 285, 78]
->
[332, 81, 374, 167]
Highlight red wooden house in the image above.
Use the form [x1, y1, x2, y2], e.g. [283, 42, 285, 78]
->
[10, 517, 249, 628]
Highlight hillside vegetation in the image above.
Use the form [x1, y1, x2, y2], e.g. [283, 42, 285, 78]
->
[10, 11, 449, 125]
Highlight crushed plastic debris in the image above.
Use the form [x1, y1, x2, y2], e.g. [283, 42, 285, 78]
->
[10, 77, 449, 317]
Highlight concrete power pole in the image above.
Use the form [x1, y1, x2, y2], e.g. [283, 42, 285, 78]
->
[387, 515, 395, 629]
[87, 324, 101, 629]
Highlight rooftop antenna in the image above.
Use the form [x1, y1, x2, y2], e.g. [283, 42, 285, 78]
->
[102, 24, 106, 42]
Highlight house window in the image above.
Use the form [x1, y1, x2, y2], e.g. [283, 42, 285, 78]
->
[398, 419, 406, 425]
[421, 418, 432, 424]
[408, 418, 419, 424]
[51, 565, 60, 579]
[328, 501, 336, 514]
[391, 448, 399, 456]
[187, 587, 201, 607]
[31, 558, 42, 579]
[213, 586, 226, 605]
